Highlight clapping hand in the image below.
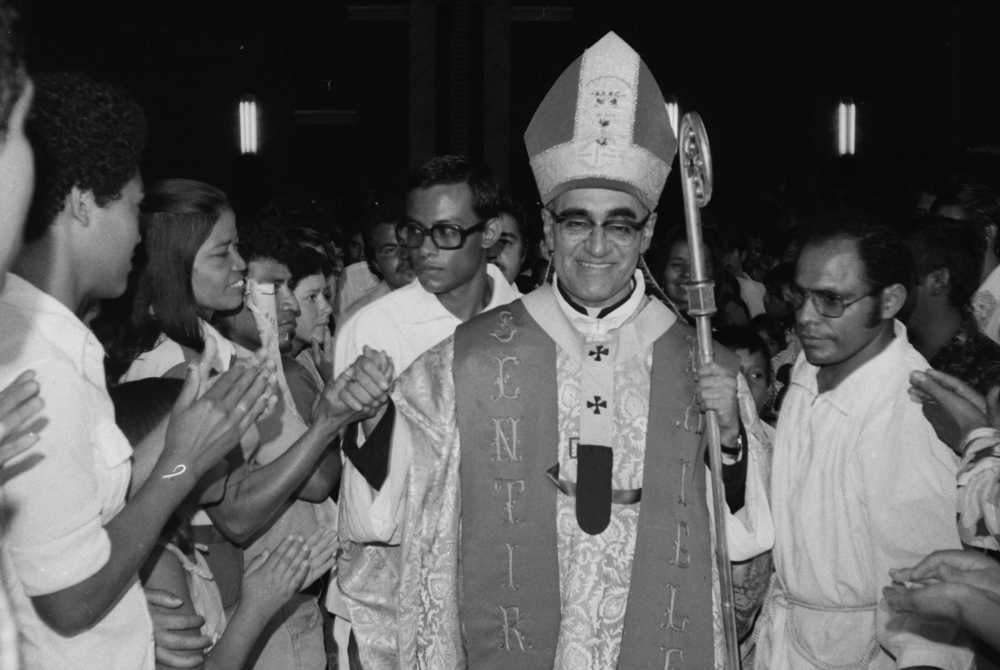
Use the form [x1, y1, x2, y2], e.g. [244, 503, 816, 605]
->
[160, 339, 277, 482]
[241, 535, 312, 618]
[300, 527, 338, 589]
[309, 329, 335, 385]
[0, 370, 44, 468]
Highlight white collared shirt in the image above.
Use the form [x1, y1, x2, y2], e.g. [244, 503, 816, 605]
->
[762, 320, 972, 670]
[334, 264, 520, 545]
[0, 273, 154, 670]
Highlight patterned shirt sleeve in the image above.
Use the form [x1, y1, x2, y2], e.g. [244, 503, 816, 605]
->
[957, 427, 1000, 551]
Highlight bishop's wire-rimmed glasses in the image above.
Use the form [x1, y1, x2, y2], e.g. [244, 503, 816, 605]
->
[551, 211, 651, 246]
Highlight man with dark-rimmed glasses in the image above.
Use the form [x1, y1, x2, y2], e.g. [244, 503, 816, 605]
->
[331, 154, 520, 669]
[755, 212, 974, 670]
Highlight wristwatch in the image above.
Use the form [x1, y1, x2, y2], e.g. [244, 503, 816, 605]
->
[720, 423, 746, 458]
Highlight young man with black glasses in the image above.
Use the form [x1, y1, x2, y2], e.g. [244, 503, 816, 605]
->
[755, 213, 974, 670]
[331, 154, 520, 668]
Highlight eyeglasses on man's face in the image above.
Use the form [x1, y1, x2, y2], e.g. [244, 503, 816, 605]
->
[551, 211, 650, 246]
[789, 284, 878, 318]
[395, 219, 487, 250]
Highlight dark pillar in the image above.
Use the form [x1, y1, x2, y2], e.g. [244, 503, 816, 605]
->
[409, 0, 436, 169]
[483, 0, 511, 187]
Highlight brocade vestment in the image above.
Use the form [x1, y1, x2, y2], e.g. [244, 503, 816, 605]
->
[394, 281, 773, 670]
[333, 265, 519, 668]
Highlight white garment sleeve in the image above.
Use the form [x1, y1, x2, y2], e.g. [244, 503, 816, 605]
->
[334, 312, 408, 545]
[338, 417, 411, 545]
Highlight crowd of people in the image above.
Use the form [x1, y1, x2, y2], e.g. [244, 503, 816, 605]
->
[1, 8, 1000, 670]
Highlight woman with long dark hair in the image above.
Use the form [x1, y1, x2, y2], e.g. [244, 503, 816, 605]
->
[102, 178, 245, 382]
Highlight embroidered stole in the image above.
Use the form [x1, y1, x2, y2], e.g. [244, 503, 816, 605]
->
[454, 286, 735, 669]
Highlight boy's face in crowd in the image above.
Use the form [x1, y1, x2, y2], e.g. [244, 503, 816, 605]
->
[755, 328, 782, 359]
[663, 239, 712, 312]
[293, 272, 333, 346]
[405, 182, 497, 297]
[487, 213, 526, 285]
[737, 347, 769, 414]
[371, 221, 414, 290]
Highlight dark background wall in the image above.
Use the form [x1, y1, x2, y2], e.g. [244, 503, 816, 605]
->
[19, 1, 1000, 231]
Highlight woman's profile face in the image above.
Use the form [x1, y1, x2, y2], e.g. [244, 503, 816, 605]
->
[191, 211, 246, 315]
[293, 273, 333, 346]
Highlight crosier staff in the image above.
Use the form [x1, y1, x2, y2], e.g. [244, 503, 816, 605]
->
[678, 111, 740, 670]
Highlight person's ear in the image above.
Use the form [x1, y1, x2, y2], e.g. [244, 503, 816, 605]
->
[927, 268, 950, 298]
[986, 223, 999, 251]
[881, 283, 908, 320]
[67, 186, 97, 227]
[640, 212, 657, 254]
[480, 216, 501, 249]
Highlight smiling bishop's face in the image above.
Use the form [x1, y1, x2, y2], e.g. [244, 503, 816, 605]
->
[542, 188, 656, 308]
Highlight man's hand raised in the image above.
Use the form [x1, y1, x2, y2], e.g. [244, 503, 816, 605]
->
[908, 369, 1000, 454]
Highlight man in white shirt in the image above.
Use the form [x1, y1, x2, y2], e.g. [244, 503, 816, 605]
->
[755, 212, 973, 670]
[336, 200, 415, 328]
[333, 155, 520, 668]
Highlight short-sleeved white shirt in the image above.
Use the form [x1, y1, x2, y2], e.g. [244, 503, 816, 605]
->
[0, 273, 154, 670]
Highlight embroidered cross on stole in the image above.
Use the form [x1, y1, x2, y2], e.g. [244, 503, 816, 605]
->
[454, 285, 735, 669]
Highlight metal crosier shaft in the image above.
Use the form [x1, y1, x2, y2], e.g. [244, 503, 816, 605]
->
[678, 111, 741, 670]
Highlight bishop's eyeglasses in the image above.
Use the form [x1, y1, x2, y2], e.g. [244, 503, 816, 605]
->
[789, 284, 878, 318]
[552, 212, 650, 246]
[396, 219, 487, 250]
